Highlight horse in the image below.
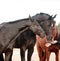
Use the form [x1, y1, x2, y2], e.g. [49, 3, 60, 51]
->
[45, 23, 59, 61]
[36, 22, 59, 61]
[0, 13, 56, 61]
[0, 15, 46, 61]
[45, 32, 60, 61]
[36, 35, 46, 61]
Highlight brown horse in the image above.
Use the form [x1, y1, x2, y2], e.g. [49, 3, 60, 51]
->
[36, 22, 59, 61]
[45, 23, 59, 61]
[36, 35, 46, 61]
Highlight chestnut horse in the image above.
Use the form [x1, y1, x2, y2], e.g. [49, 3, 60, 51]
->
[36, 22, 59, 61]
[45, 22, 59, 61]
[36, 35, 46, 61]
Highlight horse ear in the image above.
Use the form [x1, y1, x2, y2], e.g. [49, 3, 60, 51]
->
[53, 14, 57, 19]
[28, 15, 33, 25]
[48, 16, 52, 20]
[29, 15, 37, 24]
[48, 14, 57, 20]
[29, 15, 33, 22]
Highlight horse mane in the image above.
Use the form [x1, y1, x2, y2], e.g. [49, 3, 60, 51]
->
[2, 12, 52, 24]
[7, 18, 29, 24]
[32, 12, 51, 21]
[1, 12, 53, 25]
[40, 12, 50, 16]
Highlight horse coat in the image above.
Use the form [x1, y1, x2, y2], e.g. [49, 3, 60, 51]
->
[0, 16, 45, 55]
[0, 21, 29, 53]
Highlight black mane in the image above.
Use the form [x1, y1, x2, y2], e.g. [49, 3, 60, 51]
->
[5, 12, 52, 24]
[40, 12, 50, 16]
[7, 18, 29, 24]
[32, 12, 51, 20]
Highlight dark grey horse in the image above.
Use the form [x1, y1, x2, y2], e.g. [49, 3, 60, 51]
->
[32, 13, 57, 40]
[0, 13, 56, 61]
[0, 15, 45, 61]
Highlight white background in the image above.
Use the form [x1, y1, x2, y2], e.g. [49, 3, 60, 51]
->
[0, 0, 60, 25]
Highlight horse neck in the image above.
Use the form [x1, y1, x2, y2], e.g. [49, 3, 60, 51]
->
[4, 19, 30, 29]
[54, 32, 58, 40]
[52, 26, 58, 40]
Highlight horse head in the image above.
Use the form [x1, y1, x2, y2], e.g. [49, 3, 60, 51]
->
[27, 15, 46, 38]
[32, 13, 57, 41]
